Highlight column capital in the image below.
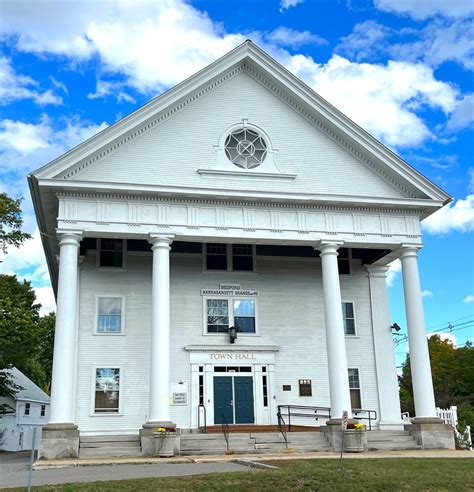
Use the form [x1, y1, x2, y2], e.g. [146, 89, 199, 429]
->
[398, 245, 423, 260]
[314, 240, 343, 256]
[56, 230, 83, 247]
[149, 234, 174, 250]
[366, 265, 390, 278]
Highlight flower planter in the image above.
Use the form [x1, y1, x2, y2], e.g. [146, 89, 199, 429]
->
[343, 429, 367, 453]
[153, 432, 176, 457]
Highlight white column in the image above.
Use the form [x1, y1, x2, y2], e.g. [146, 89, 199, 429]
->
[148, 235, 174, 424]
[49, 232, 82, 425]
[400, 246, 437, 418]
[318, 242, 352, 420]
[366, 265, 403, 430]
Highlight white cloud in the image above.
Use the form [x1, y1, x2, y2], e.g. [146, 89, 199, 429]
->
[447, 94, 474, 131]
[279, 0, 304, 12]
[374, 0, 474, 20]
[288, 54, 458, 147]
[0, 57, 62, 106]
[464, 295, 474, 304]
[422, 195, 474, 234]
[387, 259, 401, 286]
[337, 19, 474, 72]
[265, 27, 327, 49]
[34, 285, 56, 316]
[421, 289, 433, 298]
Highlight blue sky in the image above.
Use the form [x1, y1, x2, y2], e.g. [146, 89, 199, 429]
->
[0, 0, 473, 364]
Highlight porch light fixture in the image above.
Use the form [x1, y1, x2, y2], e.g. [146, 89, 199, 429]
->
[228, 325, 237, 344]
[391, 323, 401, 332]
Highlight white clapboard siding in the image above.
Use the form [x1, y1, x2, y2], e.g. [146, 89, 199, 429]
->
[71, 71, 407, 200]
[75, 250, 379, 434]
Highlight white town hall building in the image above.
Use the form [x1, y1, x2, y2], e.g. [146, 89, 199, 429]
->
[29, 41, 454, 458]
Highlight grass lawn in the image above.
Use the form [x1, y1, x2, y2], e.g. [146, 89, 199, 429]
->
[5, 458, 474, 491]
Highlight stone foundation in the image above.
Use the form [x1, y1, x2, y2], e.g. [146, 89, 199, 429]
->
[406, 418, 455, 449]
[39, 424, 80, 460]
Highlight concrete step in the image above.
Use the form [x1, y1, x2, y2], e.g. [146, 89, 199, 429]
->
[80, 446, 142, 458]
[367, 431, 411, 437]
[368, 435, 417, 443]
[80, 435, 139, 443]
[368, 442, 422, 451]
[80, 440, 140, 448]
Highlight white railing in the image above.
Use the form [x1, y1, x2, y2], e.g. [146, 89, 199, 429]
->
[436, 406, 458, 427]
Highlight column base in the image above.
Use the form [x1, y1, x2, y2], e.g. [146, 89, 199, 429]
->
[405, 419, 455, 449]
[140, 421, 177, 456]
[39, 423, 79, 460]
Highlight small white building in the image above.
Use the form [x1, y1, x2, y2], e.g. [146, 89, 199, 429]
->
[29, 41, 454, 458]
[0, 368, 50, 452]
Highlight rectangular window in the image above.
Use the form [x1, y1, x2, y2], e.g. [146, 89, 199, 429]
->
[206, 298, 256, 334]
[95, 368, 120, 413]
[40, 404, 46, 417]
[205, 243, 254, 272]
[199, 374, 204, 406]
[348, 368, 362, 409]
[99, 238, 124, 267]
[299, 379, 312, 397]
[206, 243, 228, 270]
[24, 403, 30, 416]
[342, 302, 356, 335]
[97, 297, 122, 333]
[232, 244, 253, 271]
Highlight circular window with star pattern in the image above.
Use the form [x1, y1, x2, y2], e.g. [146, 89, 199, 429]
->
[224, 128, 267, 169]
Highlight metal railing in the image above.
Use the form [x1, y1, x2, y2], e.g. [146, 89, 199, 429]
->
[277, 411, 289, 448]
[277, 405, 331, 431]
[197, 404, 207, 433]
[277, 405, 378, 431]
[352, 409, 377, 431]
[221, 413, 230, 451]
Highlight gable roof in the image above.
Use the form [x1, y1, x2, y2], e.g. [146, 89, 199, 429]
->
[6, 367, 50, 404]
[30, 40, 451, 206]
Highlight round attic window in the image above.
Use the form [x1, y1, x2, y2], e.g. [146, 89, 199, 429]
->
[224, 128, 267, 169]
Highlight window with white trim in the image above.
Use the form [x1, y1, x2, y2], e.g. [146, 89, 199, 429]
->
[24, 403, 30, 416]
[205, 243, 254, 272]
[348, 368, 361, 409]
[40, 404, 46, 417]
[99, 239, 125, 267]
[97, 297, 123, 333]
[206, 298, 256, 333]
[342, 302, 356, 335]
[95, 368, 120, 413]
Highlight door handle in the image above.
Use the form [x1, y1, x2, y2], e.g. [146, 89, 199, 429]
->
[230, 400, 233, 405]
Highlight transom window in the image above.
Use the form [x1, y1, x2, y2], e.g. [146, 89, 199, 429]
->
[97, 297, 123, 333]
[342, 302, 356, 335]
[225, 128, 267, 169]
[206, 298, 256, 333]
[348, 368, 361, 409]
[95, 368, 120, 413]
[205, 243, 254, 272]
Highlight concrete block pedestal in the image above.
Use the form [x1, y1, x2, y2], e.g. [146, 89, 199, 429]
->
[322, 419, 365, 452]
[39, 424, 79, 460]
[140, 421, 177, 456]
[406, 418, 455, 449]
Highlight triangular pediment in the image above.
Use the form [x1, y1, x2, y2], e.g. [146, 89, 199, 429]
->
[32, 41, 450, 207]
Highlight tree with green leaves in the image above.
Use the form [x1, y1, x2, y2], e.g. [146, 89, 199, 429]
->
[0, 193, 31, 255]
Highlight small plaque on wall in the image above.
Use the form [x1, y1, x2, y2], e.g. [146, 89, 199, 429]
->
[282, 385, 291, 391]
[170, 382, 188, 406]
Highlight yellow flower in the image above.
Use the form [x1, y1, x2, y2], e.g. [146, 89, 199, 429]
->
[354, 423, 366, 430]
[156, 427, 167, 433]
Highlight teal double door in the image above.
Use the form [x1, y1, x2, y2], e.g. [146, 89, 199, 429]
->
[213, 376, 255, 425]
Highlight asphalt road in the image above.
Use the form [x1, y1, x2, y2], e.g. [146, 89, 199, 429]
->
[0, 452, 251, 489]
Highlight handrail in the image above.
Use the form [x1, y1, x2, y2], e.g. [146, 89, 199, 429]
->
[352, 409, 377, 431]
[221, 413, 230, 451]
[197, 404, 207, 433]
[277, 411, 289, 448]
[277, 405, 331, 431]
